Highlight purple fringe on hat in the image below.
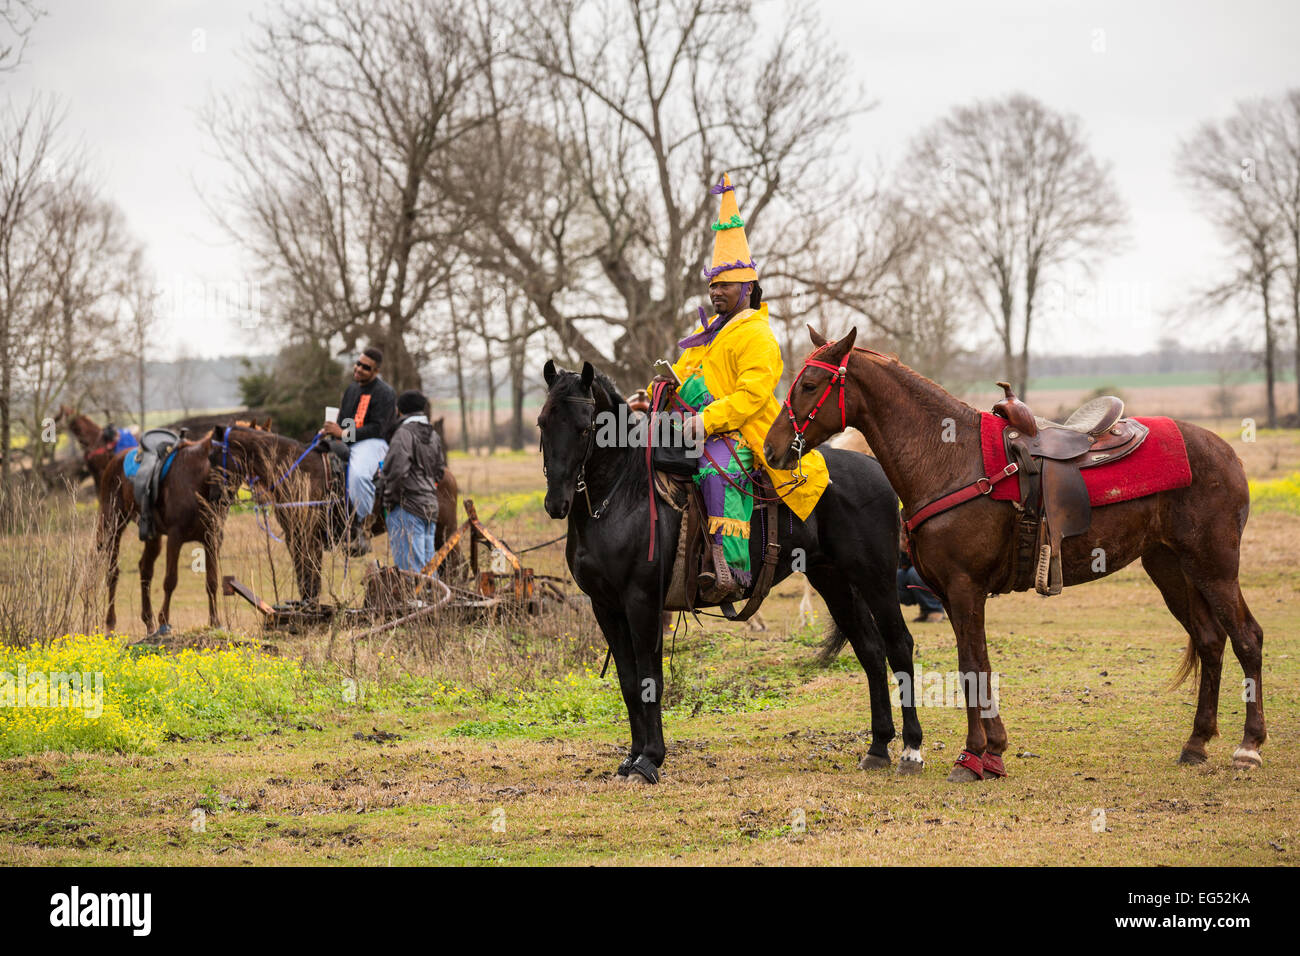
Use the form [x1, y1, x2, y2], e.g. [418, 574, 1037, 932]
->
[711, 179, 735, 195]
[703, 258, 756, 280]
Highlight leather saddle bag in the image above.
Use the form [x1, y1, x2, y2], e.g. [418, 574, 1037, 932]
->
[649, 382, 699, 477]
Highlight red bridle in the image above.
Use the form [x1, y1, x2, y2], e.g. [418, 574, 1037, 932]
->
[783, 342, 865, 449]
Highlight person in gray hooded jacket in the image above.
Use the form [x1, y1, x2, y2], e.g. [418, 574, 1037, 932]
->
[382, 389, 446, 572]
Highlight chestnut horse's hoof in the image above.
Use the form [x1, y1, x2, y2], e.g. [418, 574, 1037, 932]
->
[858, 752, 891, 771]
[946, 749, 984, 782]
[1231, 747, 1263, 770]
[1177, 748, 1208, 766]
[980, 752, 1007, 778]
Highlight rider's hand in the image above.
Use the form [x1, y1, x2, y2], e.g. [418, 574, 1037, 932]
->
[321, 421, 344, 439]
[651, 375, 674, 387]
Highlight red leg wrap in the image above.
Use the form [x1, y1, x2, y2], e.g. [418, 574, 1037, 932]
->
[953, 749, 984, 779]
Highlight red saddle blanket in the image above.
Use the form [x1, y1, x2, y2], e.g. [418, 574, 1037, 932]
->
[980, 412, 1193, 507]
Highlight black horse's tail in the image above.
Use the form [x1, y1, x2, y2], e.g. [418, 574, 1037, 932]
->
[817, 624, 850, 666]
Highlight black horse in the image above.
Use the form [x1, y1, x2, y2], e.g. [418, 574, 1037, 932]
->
[539, 360, 922, 784]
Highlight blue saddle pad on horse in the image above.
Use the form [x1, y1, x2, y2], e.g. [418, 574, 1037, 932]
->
[123, 447, 179, 482]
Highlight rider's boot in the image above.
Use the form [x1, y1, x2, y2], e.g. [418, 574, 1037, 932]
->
[697, 542, 744, 603]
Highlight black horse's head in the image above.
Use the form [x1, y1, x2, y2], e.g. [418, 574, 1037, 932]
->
[538, 359, 603, 519]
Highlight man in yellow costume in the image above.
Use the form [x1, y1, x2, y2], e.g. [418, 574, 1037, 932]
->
[659, 173, 830, 602]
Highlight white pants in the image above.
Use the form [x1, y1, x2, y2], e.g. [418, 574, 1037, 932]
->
[346, 438, 388, 519]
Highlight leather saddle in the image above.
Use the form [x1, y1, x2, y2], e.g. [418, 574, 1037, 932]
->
[129, 428, 184, 541]
[654, 468, 781, 622]
[647, 381, 781, 622]
[991, 383, 1148, 596]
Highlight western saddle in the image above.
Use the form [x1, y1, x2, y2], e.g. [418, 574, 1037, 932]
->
[647, 382, 781, 622]
[991, 382, 1149, 595]
[129, 428, 185, 541]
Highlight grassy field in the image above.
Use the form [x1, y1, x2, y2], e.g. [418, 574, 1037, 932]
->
[0, 432, 1298, 866]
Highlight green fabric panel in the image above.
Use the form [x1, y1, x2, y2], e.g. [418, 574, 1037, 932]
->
[677, 371, 710, 410]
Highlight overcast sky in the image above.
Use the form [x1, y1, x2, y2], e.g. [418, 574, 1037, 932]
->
[6, 0, 1300, 360]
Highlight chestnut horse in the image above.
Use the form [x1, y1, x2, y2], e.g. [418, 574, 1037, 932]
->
[54, 405, 112, 490]
[97, 431, 228, 636]
[210, 425, 460, 602]
[765, 327, 1265, 780]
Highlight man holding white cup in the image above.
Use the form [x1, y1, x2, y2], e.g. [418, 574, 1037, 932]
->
[321, 346, 396, 554]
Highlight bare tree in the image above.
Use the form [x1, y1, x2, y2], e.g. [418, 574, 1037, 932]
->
[1236, 91, 1300, 422]
[443, 0, 866, 387]
[1178, 103, 1288, 428]
[903, 93, 1128, 396]
[203, 0, 488, 390]
[777, 191, 972, 381]
[0, 94, 59, 493]
[0, 0, 44, 73]
[20, 175, 134, 467]
[120, 249, 160, 429]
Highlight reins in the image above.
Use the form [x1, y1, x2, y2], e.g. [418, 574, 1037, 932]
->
[211, 426, 333, 544]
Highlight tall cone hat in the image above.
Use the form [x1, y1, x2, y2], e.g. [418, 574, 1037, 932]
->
[705, 173, 757, 284]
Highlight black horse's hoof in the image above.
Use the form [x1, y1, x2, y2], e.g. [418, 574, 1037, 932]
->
[615, 754, 636, 777]
[858, 753, 891, 771]
[145, 624, 170, 641]
[896, 755, 924, 775]
[624, 754, 660, 784]
[1178, 748, 1208, 766]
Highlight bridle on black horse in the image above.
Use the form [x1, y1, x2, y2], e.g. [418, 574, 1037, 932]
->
[540, 390, 626, 520]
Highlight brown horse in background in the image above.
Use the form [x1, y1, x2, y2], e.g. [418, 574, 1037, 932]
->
[210, 425, 460, 602]
[97, 431, 229, 636]
[54, 405, 114, 490]
[765, 327, 1265, 780]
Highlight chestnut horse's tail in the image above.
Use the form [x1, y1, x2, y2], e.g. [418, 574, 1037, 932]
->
[1171, 635, 1200, 689]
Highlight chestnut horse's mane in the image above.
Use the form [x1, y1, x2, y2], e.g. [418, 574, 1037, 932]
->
[811, 340, 982, 420]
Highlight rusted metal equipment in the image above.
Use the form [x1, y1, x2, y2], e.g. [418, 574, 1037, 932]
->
[221, 497, 572, 631]
[424, 497, 571, 614]
[221, 575, 336, 632]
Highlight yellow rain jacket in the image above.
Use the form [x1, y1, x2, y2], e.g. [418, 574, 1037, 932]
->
[667, 302, 829, 521]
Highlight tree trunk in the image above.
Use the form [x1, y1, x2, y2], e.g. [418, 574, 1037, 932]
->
[449, 320, 470, 454]
[1261, 269, 1278, 429]
[482, 334, 496, 456]
[510, 347, 525, 451]
[137, 351, 146, 432]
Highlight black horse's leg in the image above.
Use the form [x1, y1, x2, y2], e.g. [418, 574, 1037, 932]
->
[590, 601, 645, 776]
[624, 597, 667, 783]
[806, 567, 896, 769]
[857, 573, 924, 772]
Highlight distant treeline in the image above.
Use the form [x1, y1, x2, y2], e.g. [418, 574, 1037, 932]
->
[1024, 343, 1295, 380]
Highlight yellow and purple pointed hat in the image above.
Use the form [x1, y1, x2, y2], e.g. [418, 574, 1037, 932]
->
[704, 173, 757, 284]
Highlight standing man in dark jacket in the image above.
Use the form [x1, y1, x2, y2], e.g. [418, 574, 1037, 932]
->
[320, 346, 396, 553]
[382, 389, 445, 572]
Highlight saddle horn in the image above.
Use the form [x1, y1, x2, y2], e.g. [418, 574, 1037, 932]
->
[992, 381, 1038, 438]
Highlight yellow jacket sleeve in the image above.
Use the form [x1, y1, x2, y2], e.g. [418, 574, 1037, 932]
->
[699, 323, 782, 435]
